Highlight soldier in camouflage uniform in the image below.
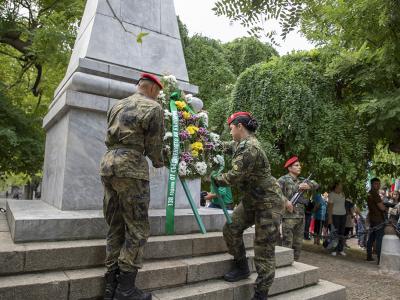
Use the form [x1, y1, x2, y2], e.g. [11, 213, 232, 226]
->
[279, 156, 318, 261]
[99, 73, 165, 300]
[213, 112, 285, 300]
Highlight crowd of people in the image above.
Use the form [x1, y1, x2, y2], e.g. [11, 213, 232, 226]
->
[302, 179, 400, 263]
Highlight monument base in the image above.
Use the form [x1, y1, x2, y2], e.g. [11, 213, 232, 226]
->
[380, 234, 400, 274]
[6, 200, 230, 243]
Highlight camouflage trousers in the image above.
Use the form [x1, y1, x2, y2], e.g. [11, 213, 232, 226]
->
[281, 217, 303, 260]
[223, 202, 280, 293]
[102, 176, 150, 272]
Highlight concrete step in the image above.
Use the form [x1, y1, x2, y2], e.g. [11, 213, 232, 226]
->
[0, 230, 257, 275]
[152, 262, 320, 300]
[0, 247, 295, 300]
[271, 279, 346, 300]
[7, 200, 231, 242]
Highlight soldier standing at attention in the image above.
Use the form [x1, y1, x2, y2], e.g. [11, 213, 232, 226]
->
[213, 112, 285, 300]
[100, 73, 165, 300]
[279, 156, 318, 261]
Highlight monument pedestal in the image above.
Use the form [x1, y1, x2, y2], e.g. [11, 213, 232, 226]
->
[5, 0, 206, 242]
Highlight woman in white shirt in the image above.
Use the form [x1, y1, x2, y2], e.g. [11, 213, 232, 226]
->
[328, 182, 347, 256]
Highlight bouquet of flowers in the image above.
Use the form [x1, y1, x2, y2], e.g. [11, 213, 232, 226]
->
[158, 75, 224, 178]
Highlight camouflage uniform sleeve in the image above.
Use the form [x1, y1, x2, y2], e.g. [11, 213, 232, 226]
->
[220, 141, 236, 156]
[278, 177, 289, 202]
[143, 105, 165, 168]
[214, 144, 256, 186]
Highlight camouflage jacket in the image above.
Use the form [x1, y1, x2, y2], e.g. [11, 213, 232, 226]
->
[99, 92, 165, 180]
[278, 174, 319, 218]
[215, 135, 285, 213]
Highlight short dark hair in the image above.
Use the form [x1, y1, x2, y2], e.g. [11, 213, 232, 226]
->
[370, 177, 380, 185]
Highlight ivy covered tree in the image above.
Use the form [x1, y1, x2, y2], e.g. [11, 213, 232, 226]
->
[213, 0, 400, 155]
[222, 37, 278, 76]
[231, 51, 369, 198]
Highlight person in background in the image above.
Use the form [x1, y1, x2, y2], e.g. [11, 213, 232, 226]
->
[344, 198, 355, 248]
[313, 192, 327, 245]
[279, 156, 319, 261]
[355, 207, 367, 248]
[328, 182, 347, 256]
[388, 190, 399, 223]
[304, 199, 314, 240]
[366, 178, 386, 263]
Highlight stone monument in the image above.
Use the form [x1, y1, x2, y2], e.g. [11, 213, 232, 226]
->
[6, 0, 227, 242]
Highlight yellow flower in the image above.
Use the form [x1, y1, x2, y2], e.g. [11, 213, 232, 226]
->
[182, 111, 191, 120]
[186, 125, 199, 135]
[191, 150, 199, 157]
[175, 101, 186, 110]
[191, 141, 203, 152]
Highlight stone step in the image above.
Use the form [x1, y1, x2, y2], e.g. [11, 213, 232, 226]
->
[0, 248, 295, 300]
[0, 230, 257, 275]
[153, 278, 345, 300]
[7, 200, 231, 242]
[153, 262, 320, 300]
[271, 279, 346, 300]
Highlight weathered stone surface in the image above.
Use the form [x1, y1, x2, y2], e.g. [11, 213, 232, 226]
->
[153, 280, 234, 300]
[137, 260, 188, 290]
[64, 267, 105, 300]
[0, 232, 24, 275]
[271, 279, 346, 300]
[0, 229, 257, 275]
[24, 240, 105, 273]
[380, 235, 400, 274]
[0, 271, 69, 300]
[0, 220, 8, 232]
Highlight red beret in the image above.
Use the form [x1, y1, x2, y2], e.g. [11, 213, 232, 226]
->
[284, 156, 299, 168]
[227, 111, 251, 125]
[140, 73, 163, 89]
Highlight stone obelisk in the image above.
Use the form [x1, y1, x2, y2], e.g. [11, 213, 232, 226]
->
[6, 0, 229, 243]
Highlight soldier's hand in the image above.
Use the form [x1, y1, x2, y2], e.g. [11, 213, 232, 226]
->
[286, 201, 294, 213]
[299, 183, 311, 190]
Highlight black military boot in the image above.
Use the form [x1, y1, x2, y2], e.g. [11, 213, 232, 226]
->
[224, 257, 250, 282]
[251, 289, 268, 300]
[113, 270, 152, 300]
[104, 269, 119, 300]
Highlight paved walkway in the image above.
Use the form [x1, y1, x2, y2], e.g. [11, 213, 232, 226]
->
[300, 241, 400, 299]
[0, 198, 8, 232]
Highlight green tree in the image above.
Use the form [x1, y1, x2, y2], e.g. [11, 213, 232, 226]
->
[214, 0, 400, 154]
[231, 51, 369, 198]
[183, 34, 236, 109]
[0, 85, 44, 175]
[222, 37, 278, 76]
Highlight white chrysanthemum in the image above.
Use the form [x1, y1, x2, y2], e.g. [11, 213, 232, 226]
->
[209, 132, 220, 143]
[164, 109, 172, 119]
[197, 111, 208, 127]
[163, 132, 172, 141]
[164, 75, 178, 85]
[178, 161, 187, 176]
[195, 162, 207, 176]
[213, 155, 225, 166]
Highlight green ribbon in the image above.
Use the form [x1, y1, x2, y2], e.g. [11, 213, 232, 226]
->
[165, 98, 180, 235]
[211, 166, 233, 224]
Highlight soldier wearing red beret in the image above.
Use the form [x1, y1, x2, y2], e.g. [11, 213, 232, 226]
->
[278, 156, 318, 261]
[100, 73, 164, 300]
[213, 112, 285, 300]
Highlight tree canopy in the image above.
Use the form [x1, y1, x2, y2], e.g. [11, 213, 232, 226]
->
[214, 0, 400, 155]
[231, 51, 369, 198]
